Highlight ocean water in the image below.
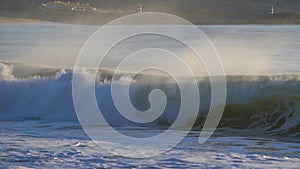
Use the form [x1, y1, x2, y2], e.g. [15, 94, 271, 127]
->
[0, 23, 300, 168]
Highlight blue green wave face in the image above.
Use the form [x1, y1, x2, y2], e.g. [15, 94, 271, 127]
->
[220, 95, 293, 129]
[193, 95, 300, 138]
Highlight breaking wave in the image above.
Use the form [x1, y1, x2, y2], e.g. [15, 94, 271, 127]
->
[0, 62, 299, 137]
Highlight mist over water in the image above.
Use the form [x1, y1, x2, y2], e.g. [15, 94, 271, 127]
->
[0, 23, 299, 76]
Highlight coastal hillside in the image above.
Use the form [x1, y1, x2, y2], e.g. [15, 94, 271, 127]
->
[0, 0, 300, 24]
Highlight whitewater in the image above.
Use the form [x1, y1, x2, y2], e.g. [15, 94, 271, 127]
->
[1, 23, 300, 168]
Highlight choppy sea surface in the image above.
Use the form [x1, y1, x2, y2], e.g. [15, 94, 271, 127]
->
[1, 121, 300, 168]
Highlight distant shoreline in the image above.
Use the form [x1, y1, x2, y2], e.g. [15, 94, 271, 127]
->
[1, 16, 300, 25]
[0, 16, 41, 24]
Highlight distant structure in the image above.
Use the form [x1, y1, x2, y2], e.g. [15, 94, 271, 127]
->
[41, 1, 97, 13]
[269, 5, 275, 15]
[137, 4, 143, 13]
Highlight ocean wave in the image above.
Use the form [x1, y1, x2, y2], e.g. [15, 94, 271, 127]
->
[0, 62, 299, 136]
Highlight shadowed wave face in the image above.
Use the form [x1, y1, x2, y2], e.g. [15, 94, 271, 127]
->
[0, 62, 299, 138]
